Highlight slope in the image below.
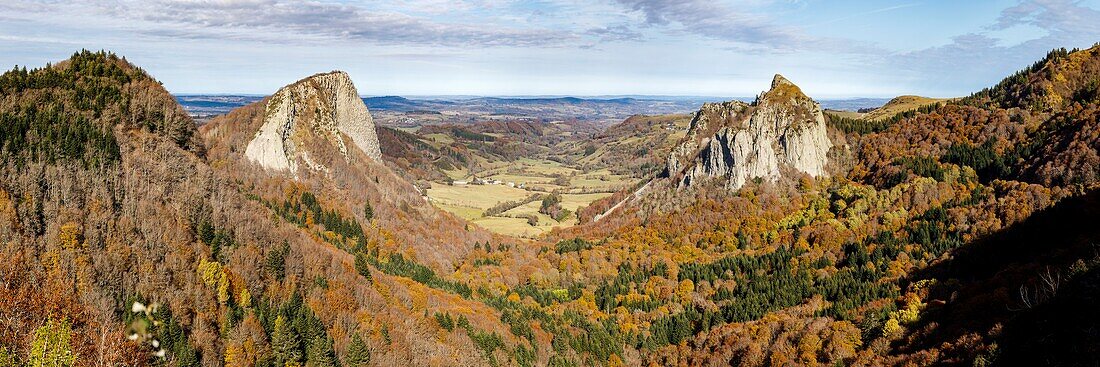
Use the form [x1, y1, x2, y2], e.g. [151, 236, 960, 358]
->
[0, 51, 522, 367]
[461, 45, 1100, 367]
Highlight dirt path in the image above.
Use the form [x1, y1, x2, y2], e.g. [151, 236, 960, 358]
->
[593, 179, 652, 222]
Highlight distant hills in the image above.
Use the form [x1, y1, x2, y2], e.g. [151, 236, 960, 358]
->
[12, 45, 1100, 367]
[176, 94, 892, 125]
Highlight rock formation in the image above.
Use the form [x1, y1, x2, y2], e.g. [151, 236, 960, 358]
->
[666, 74, 831, 189]
[245, 71, 382, 173]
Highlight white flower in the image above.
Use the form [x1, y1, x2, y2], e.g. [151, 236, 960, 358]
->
[127, 333, 139, 341]
[131, 302, 146, 313]
[152, 340, 160, 348]
[155, 349, 166, 358]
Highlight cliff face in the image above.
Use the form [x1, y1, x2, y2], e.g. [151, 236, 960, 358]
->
[245, 71, 382, 173]
[667, 74, 831, 189]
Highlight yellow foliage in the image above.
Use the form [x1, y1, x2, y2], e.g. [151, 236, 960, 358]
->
[608, 354, 625, 367]
[798, 334, 822, 366]
[224, 344, 242, 367]
[373, 277, 392, 302]
[410, 286, 428, 312]
[882, 318, 902, 337]
[217, 272, 230, 304]
[58, 222, 83, 249]
[238, 287, 252, 308]
[198, 260, 221, 287]
[676, 279, 694, 303]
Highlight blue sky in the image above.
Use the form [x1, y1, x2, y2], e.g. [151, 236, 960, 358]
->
[1, 0, 1098, 98]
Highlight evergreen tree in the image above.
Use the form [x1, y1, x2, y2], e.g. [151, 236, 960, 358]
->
[305, 336, 338, 367]
[354, 252, 372, 280]
[345, 333, 371, 367]
[266, 241, 290, 281]
[271, 315, 302, 367]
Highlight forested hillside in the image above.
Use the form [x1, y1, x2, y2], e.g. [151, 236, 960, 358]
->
[0, 51, 509, 367]
[3, 45, 1100, 367]
[454, 45, 1100, 366]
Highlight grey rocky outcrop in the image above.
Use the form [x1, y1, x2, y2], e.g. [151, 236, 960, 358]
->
[666, 74, 831, 189]
[245, 71, 382, 173]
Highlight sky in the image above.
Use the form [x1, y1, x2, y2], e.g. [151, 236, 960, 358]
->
[1, 0, 1099, 98]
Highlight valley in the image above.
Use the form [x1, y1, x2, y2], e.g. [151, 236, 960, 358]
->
[4, 43, 1100, 367]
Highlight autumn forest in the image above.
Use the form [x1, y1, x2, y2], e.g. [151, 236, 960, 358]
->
[2, 41, 1100, 367]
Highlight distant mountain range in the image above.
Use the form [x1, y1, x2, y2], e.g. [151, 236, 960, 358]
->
[175, 94, 892, 123]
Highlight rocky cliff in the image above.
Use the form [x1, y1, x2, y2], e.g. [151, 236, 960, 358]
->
[666, 74, 831, 189]
[245, 71, 382, 173]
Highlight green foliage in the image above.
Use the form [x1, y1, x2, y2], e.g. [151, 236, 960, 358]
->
[269, 191, 366, 247]
[252, 292, 340, 367]
[907, 206, 964, 259]
[514, 283, 580, 307]
[540, 193, 562, 212]
[458, 320, 505, 366]
[305, 336, 338, 367]
[344, 333, 371, 367]
[964, 47, 1076, 110]
[0, 49, 196, 167]
[826, 104, 942, 134]
[0, 104, 120, 167]
[484, 194, 542, 217]
[380, 324, 391, 345]
[354, 251, 373, 280]
[365, 252, 472, 298]
[554, 238, 595, 254]
[121, 296, 200, 367]
[266, 241, 291, 281]
[28, 318, 75, 367]
[434, 312, 456, 331]
[895, 156, 946, 181]
[197, 220, 236, 262]
[363, 202, 374, 222]
[596, 263, 668, 312]
[271, 315, 302, 366]
[153, 306, 200, 366]
[942, 140, 1013, 183]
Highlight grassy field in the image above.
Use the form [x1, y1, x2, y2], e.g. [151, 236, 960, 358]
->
[426, 184, 533, 210]
[426, 156, 623, 238]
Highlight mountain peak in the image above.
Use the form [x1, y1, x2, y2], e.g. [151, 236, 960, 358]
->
[761, 73, 808, 104]
[667, 74, 831, 189]
[245, 71, 382, 173]
[293, 70, 352, 86]
[771, 73, 793, 88]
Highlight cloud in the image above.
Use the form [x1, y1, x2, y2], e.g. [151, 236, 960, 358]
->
[992, 0, 1100, 38]
[609, 0, 881, 54]
[615, 0, 803, 45]
[893, 0, 1100, 92]
[586, 25, 643, 42]
[5, 0, 579, 47]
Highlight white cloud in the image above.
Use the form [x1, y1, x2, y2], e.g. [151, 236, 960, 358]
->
[5, 0, 579, 47]
[892, 0, 1100, 94]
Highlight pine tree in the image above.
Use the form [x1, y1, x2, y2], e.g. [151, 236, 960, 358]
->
[305, 336, 338, 367]
[271, 315, 302, 367]
[345, 333, 371, 367]
[354, 252, 372, 280]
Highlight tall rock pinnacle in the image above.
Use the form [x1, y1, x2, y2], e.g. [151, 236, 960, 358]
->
[665, 74, 832, 189]
[245, 71, 382, 173]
